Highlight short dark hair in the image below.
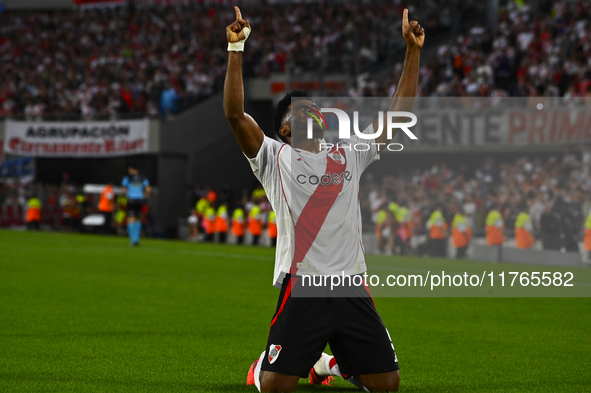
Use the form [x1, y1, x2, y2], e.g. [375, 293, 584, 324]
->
[273, 90, 310, 143]
[128, 162, 138, 170]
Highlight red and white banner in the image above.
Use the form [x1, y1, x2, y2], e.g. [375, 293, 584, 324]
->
[4, 119, 149, 157]
[396, 106, 591, 149]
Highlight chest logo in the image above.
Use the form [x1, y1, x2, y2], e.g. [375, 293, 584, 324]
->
[328, 152, 345, 165]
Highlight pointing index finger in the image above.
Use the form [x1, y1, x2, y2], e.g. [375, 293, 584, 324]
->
[235, 6, 242, 20]
[403, 8, 408, 26]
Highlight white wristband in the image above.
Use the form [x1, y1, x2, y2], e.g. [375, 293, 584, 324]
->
[228, 26, 251, 52]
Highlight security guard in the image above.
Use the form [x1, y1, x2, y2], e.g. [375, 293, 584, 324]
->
[26, 196, 42, 230]
[248, 204, 263, 245]
[232, 207, 247, 245]
[426, 206, 448, 257]
[485, 206, 504, 246]
[514, 209, 534, 249]
[267, 210, 278, 247]
[451, 210, 472, 258]
[214, 204, 229, 243]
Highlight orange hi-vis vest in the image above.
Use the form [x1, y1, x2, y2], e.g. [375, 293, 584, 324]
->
[451, 213, 472, 248]
[98, 185, 115, 212]
[427, 210, 447, 239]
[203, 207, 216, 235]
[583, 213, 591, 251]
[248, 205, 263, 236]
[26, 197, 42, 222]
[268, 210, 277, 239]
[214, 205, 229, 234]
[231, 208, 246, 237]
[485, 209, 505, 246]
[514, 212, 534, 249]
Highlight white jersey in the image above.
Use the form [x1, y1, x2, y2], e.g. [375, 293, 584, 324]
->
[247, 125, 379, 288]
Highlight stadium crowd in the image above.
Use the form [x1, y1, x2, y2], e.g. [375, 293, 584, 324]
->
[0, 0, 453, 120]
[13, 0, 591, 119]
[363, 0, 591, 99]
[1, 1, 589, 119]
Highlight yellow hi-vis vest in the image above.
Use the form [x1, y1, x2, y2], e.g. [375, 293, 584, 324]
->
[27, 197, 42, 209]
[376, 210, 387, 225]
[452, 213, 468, 231]
[515, 211, 534, 248]
[515, 212, 532, 230]
[216, 205, 228, 219]
[233, 208, 245, 222]
[388, 202, 399, 215]
[427, 210, 447, 239]
[451, 213, 471, 247]
[396, 207, 410, 223]
[485, 209, 504, 245]
[427, 210, 444, 228]
[232, 208, 246, 237]
[486, 209, 504, 228]
[196, 197, 209, 215]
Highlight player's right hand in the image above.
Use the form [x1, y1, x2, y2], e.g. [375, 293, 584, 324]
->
[226, 6, 251, 43]
[402, 8, 425, 50]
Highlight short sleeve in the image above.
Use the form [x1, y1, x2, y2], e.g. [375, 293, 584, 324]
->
[143, 178, 150, 187]
[245, 136, 284, 184]
[121, 176, 129, 187]
[347, 122, 380, 173]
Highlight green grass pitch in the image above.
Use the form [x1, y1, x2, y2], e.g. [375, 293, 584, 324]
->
[1, 230, 590, 392]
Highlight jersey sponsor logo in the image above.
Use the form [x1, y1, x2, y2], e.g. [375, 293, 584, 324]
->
[268, 344, 282, 364]
[296, 171, 352, 186]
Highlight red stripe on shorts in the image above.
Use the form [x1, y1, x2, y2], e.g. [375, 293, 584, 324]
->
[270, 276, 299, 327]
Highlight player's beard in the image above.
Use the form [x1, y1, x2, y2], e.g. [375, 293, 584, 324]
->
[290, 117, 325, 144]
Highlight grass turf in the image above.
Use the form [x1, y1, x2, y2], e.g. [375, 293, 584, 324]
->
[0, 230, 590, 392]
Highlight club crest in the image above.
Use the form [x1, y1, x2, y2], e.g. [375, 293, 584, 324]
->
[268, 344, 282, 364]
[328, 152, 345, 165]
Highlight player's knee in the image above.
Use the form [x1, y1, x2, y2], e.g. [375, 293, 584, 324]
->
[259, 380, 296, 393]
[361, 370, 400, 392]
[259, 371, 298, 393]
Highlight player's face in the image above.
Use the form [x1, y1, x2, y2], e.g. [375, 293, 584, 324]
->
[284, 99, 325, 142]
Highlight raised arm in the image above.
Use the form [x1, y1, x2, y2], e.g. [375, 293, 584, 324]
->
[373, 8, 424, 151]
[223, 6, 264, 158]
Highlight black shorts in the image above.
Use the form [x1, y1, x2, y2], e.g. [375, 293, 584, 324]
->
[126, 200, 144, 218]
[261, 274, 399, 378]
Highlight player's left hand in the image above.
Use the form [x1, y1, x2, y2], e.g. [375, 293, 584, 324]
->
[226, 6, 251, 43]
[402, 8, 425, 50]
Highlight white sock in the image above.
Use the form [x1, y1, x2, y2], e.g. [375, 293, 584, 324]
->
[254, 350, 265, 392]
[314, 353, 369, 391]
[313, 353, 342, 378]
